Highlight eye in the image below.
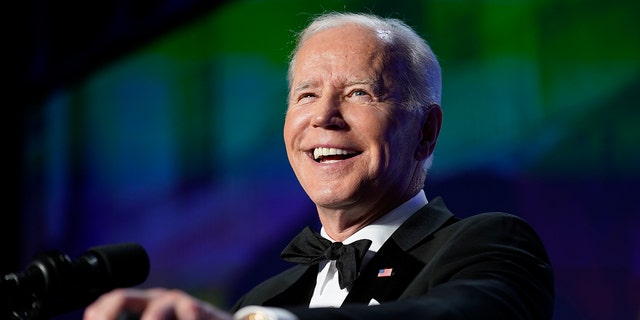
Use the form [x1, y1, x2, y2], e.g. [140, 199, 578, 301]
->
[347, 89, 374, 102]
[352, 89, 369, 96]
[296, 92, 317, 104]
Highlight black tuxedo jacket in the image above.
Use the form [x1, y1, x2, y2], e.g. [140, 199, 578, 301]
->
[231, 197, 554, 319]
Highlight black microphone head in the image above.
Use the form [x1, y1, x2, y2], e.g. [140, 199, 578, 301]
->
[83, 242, 150, 289]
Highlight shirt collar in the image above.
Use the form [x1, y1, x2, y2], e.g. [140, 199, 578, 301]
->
[320, 190, 428, 253]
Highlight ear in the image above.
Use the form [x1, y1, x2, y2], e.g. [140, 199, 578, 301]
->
[414, 104, 442, 161]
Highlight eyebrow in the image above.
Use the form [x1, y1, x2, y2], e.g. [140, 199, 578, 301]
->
[344, 78, 375, 86]
[291, 78, 382, 95]
[345, 78, 382, 95]
[292, 80, 318, 95]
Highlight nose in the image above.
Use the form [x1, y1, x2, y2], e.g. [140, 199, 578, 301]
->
[311, 97, 346, 129]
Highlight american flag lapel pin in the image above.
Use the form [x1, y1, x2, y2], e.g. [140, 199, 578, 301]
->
[377, 268, 393, 277]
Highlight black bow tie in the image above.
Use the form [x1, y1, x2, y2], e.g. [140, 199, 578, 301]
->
[280, 226, 372, 289]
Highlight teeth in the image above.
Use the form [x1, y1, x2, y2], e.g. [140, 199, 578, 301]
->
[313, 147, 356, 160]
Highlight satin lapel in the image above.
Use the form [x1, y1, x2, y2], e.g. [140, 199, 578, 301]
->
[344, 238, 423, 304]
[343, 197, 456, 304]
[261, 264, 318, 308]
[392, 197, 455, 252]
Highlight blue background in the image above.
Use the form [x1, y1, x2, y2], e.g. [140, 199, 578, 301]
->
[8, 1, 639, 319]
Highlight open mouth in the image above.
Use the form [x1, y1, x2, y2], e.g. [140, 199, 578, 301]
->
[312, 147, 360, 163]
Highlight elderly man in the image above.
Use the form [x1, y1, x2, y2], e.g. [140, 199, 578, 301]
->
[84, 12, 554, 320]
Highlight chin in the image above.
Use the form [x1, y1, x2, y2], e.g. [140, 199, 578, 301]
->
[311, 189, 361, 208]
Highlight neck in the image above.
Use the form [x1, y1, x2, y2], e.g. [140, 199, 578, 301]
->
[317, 208, 386, 242]
[317, 190, 420, 242]
[317, 172, 426, 241]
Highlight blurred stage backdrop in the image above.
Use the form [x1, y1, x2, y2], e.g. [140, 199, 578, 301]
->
[8, 0, 639, 319]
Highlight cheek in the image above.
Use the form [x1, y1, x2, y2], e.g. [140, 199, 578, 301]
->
[283, 110, 308, 151]
[283, 113, 297, 143]
[283, 120, 292, 143]
[383, 121, 420, 162]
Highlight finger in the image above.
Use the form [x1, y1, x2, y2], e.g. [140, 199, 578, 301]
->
[84, 288, 163, 320]
[139, 289, 232, 320]
[173, 295, 232, 320]
[139, 289, 187, 320]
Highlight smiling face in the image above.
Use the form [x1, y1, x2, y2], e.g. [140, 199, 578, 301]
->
[284, 24, 432, 224]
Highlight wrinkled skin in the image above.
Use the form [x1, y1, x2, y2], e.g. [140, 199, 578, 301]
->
[284, 24, 441, 241]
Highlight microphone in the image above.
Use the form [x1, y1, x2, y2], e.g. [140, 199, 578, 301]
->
[1, 242, 150, 320]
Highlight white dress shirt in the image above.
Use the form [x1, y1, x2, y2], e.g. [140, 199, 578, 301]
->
[309, 190, 427, 307]
[234, 191, 428, 319]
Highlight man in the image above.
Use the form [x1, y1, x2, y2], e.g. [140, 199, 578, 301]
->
[84, 12, 554, 320]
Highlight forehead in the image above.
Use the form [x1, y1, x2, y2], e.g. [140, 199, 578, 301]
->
[296, 24, 386, 61]
[292, 25, 391, 84]
[302, 24, 383, 49]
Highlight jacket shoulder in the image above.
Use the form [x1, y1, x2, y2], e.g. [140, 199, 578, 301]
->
[230, 264, 311, 311]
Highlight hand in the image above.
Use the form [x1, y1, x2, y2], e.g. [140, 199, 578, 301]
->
[83, 288, 234, 320]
